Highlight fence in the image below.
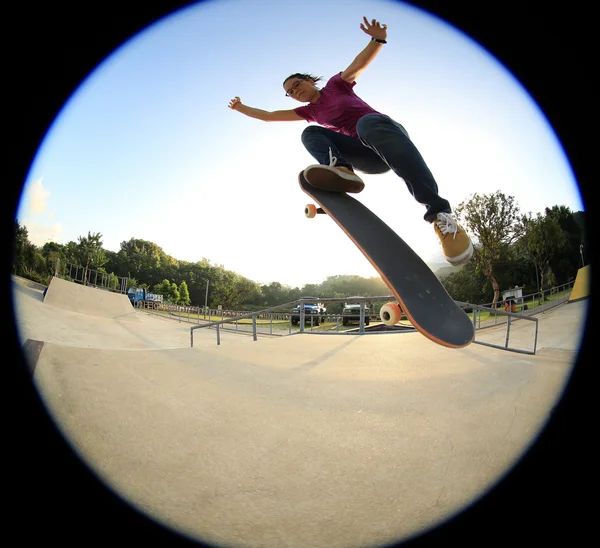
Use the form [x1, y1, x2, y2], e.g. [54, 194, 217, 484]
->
[187, 296, 400, 346]
[458, 302, 539, 355]
[472, 280, 575, 330]
[55, 259, 128, 294]
[184, 295, 547, 353]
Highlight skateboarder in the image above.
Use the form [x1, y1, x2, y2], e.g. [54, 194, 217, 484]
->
[228, 16, 473, 266]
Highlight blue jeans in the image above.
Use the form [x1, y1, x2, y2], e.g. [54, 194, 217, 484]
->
[301, 113, 451, 222]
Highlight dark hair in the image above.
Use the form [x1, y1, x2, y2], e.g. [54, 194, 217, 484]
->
[282, 73, 323, 87]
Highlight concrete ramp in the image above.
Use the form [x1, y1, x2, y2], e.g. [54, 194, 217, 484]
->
[43, 276, 134, 319]
[568, 264, 590, 303]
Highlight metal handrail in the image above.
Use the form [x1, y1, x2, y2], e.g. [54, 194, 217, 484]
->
[456, 301, 539, 355]
[183, 295, 542, 354]
[477, 280, 574, 314]
[190, 295, 396, 346]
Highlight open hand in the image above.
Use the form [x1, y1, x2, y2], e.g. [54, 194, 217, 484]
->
[228, 96, 242, 110]
[360, 16, 387, 41]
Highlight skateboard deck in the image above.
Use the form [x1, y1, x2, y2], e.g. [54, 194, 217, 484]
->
[299, 171, 474, 348]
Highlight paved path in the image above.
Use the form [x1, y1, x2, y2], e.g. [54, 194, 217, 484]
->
[12, 276, 588, 548]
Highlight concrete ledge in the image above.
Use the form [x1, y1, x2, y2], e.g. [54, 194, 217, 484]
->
[22, 339, 44, 375]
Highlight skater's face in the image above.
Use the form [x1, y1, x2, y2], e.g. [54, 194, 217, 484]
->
[283, 77, 319, 103]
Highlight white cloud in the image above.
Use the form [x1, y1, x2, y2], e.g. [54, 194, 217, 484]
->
[19, 178, 66, 246]
[26, 178, 51, 215]
[24, 220, 66, 247]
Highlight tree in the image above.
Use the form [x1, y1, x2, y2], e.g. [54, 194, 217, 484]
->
[320, 274, 389, 298]
[178, 281, 190, 306]
[180, 262, 213, 308]
[106, 272, 120, 291]
[126, 276, 140, 291]
[115, 238, 165, 287]
[73, 232, 107, 284]
[40, 241, 66, 277]
[62, 241, 79, 265]
[441, 261, 489, 304]
[210, 271, 261, 310]
[153, 279, 174, 301]
[13, 221, 37, 277]
[261, 281, 288, 306]
[544, 206, 586, 281]
[517, 212, 567, 295]
[455, 191, 524, 304]
[491, 242, 537, 296]
[572, 211, 588, 266]
[170, 282, 180, 304]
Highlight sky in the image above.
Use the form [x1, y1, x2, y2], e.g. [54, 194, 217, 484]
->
[17, 0, 584, 289]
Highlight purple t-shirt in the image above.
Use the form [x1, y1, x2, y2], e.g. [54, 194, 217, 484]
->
[293, 72, 383, 138]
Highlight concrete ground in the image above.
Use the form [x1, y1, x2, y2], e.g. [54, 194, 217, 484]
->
[12, 276, 588, 548]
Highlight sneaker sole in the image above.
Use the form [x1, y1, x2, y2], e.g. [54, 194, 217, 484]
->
[445, 241, 474, 265]
[304, 165, 365, 193]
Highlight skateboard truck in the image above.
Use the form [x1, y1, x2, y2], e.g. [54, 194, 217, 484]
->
[305, 204, 326, 218]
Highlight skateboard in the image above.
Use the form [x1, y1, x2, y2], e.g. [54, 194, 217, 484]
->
[299, 171, 474, 348]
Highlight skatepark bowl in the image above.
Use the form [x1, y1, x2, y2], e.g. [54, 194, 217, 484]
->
[12, 275, 589, 547]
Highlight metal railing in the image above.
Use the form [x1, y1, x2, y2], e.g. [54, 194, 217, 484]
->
[189, 296, 400, 346]
[458, 302, 539, 355]
[472, 280, 574, 330]
[187, 295, 545, 354]
[55, 259, 128, 294]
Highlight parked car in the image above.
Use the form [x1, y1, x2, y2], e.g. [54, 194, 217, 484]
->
[291, 301, 325, 326]
[342, 303, 370, 326]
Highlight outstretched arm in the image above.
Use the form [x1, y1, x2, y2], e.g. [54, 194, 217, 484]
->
[228, 97, 303, 122]
[340, 16, 388, 83]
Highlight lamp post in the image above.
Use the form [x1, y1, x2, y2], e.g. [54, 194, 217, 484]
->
[533, 260, 541, 304]
[201, 278, 209, 309]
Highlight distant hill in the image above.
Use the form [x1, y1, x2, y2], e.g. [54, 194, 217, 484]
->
[428, 263, 465, 279]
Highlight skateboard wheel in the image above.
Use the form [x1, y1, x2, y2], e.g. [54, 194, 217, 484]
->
[380, 302, 402, 326]
[305, 204, 317, 218]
